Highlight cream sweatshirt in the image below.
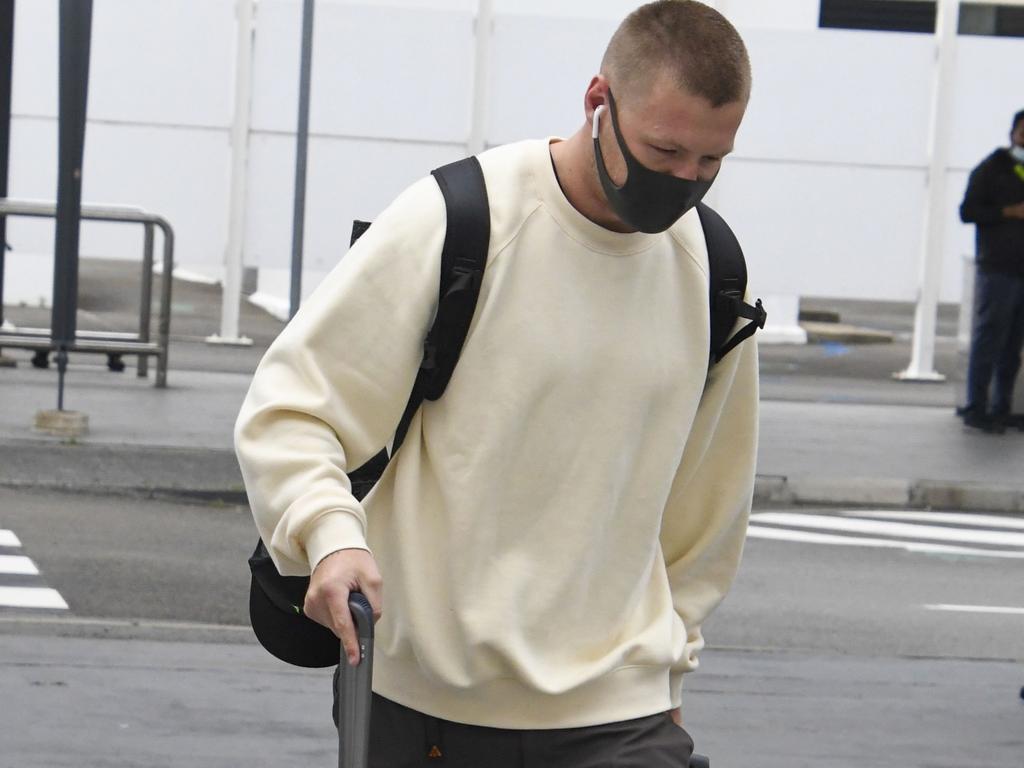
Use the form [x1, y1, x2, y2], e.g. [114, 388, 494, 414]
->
[235, 138, 759, 730]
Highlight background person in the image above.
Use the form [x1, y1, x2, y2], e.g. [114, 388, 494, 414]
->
[958, 109, 1024, 433]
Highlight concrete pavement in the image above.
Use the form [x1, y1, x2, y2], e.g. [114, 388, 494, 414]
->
[1, 258, 1023, 512]
[3, 632, 1019, 768]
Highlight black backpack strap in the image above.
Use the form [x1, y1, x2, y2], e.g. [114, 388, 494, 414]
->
[422, 157, 491, 399]
[390, 156, 490, 451]
[350, 219, 371, 246]
[344, 158, 489, 497]
[697, 202, 767, 365]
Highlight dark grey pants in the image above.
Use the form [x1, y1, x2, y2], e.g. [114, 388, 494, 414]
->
[358, 693, 694, 768]
[966, 270, 1024, 416]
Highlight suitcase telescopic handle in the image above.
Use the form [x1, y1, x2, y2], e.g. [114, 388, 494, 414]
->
[338, 592, 375, 768]
[349, 592, 374, 645]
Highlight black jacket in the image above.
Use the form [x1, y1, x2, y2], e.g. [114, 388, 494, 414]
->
[960, 148, 1024, 276]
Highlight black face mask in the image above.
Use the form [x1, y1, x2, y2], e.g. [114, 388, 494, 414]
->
[593, 90, 714, 234]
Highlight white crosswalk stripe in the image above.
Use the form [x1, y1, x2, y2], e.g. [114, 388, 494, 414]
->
[0, 528, 69, 611]
[748, 510, 1024, 560]
[748, 524, 1024, 559]
[925, 604, 1024, 615]
[850, 511, 1024, 530]
[0, 586, 68, 610]
[0, 555, 39, 575]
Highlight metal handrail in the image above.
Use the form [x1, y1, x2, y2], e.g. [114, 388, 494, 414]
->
[0, 197, 175, 387]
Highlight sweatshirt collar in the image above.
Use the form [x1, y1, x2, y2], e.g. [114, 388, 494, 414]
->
[533, 138, 661, 256]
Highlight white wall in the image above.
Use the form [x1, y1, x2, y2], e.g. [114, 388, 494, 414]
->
[3, 0, 1021, 316]
[246, 0, 475, 277]
[720, 0, 820, 30]
[8, 0, 234, 270]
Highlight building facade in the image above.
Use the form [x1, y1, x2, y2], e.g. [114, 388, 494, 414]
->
[4, 0, 1022, 332]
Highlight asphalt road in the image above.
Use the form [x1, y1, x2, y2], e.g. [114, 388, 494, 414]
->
[0, 488, 253, 627]
[1, 489, 1022, 767]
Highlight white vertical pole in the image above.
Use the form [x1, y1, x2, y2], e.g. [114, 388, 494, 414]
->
[896, 0, 959, 381]
[467, 0, 494, 156]
[208, 0, 255, 346]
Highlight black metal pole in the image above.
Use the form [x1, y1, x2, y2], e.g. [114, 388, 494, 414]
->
[289, 0, 314, 320]
[0, 0, 15, 333]
[53, 0, 93, 409]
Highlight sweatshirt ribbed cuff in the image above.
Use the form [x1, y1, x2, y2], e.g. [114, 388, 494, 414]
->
[670, 670, 685, 709]
[304, 510, 370, 572]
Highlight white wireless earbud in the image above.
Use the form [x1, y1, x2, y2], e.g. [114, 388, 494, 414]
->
[592, 104, 606, 139]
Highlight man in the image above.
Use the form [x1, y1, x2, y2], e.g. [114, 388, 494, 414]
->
[958, 109, 1024, 433]
[236, 1, 757, 764]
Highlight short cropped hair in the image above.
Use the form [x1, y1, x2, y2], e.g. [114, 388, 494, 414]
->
[1013, 110, 1024, 132]
[601, 0, 751, 108]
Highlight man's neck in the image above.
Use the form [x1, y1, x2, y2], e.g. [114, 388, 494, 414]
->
[549, 129, 633, 234]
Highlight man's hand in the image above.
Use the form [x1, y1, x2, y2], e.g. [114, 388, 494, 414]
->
[1002, 201, 1024, 220]
[668, 707, 684, 727]
[304, 548, 383, 666]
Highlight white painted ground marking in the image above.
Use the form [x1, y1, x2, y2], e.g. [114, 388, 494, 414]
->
[0, 615, 250, 632]
[0, 586, 68, 610]
[747, 525, 1024, 559]
[845, 511, 1024, 531]
[0, 530, 22, 548]
[924, 604, 1024, 616]
[0, 555, 39, 575]
[751, 512, 1024, 547]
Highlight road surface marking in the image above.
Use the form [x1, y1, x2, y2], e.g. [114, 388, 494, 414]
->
[845, 511, 1024, 530]
[747, 525, 1024, 559]
[924, 604, 1024, 616]
[0, 528, 70, 610]
[0, 555, 39, 575]
[751, 512, 1024, 547]
[0, 615, 250, 632]
[0, 586, 69, 610]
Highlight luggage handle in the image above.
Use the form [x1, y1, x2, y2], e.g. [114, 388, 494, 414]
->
[337, 592, 374, 768]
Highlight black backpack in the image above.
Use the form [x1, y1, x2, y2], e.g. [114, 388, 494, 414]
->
[247, 156, 767, 668]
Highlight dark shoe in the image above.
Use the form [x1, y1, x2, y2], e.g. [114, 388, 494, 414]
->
[1006, 414, 1024, 431]
[963, 411, 1005, 434]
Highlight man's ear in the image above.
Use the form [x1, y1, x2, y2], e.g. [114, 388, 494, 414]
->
[584, 75, 610, 124]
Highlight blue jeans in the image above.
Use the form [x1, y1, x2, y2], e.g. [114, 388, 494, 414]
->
[965, 270, 1024, 416]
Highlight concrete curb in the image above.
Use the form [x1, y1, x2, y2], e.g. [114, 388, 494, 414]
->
[755, 474, 1024, 514]
[799, 321, 896, 345]
[3, 439, 1023, 515]
[0, 440, 246, 504]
